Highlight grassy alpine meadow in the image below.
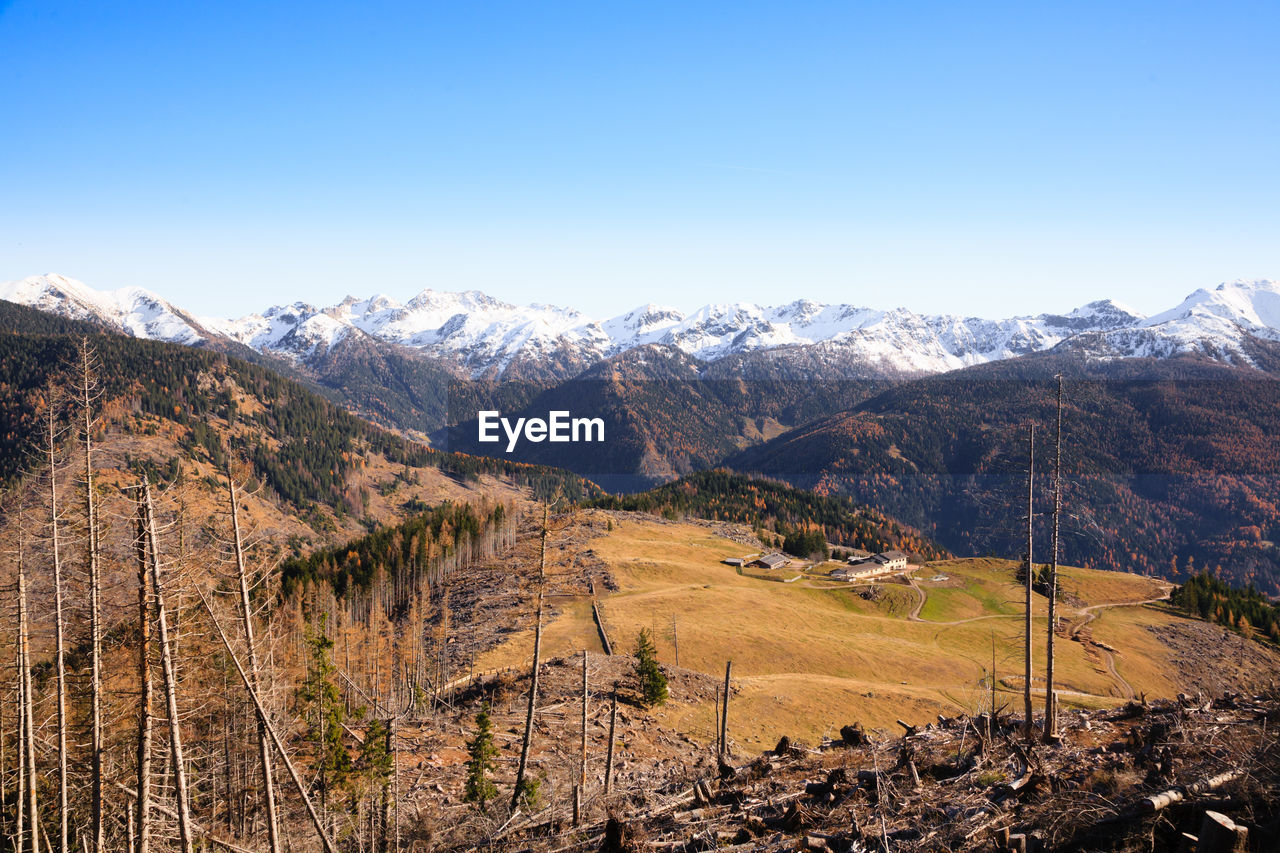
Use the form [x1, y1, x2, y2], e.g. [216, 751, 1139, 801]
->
[469, 512, 1193, 747]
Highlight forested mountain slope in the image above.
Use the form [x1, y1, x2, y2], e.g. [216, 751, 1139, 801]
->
[442, 345, 887, 490]
[588, 469, 947, 559]
[727, 352, 1280, 593]
[0, 301, 598, 527]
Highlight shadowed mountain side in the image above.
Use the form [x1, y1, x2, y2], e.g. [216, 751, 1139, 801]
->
[726, 352, 1280, 594]
[440, 345, 890, 491]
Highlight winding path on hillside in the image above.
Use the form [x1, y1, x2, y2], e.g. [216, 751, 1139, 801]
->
[905, 571, 928, 621]
[1066, 585, 1174, 636]
[1064, 585, 1173, 699]
[911, 576, 1174, 699]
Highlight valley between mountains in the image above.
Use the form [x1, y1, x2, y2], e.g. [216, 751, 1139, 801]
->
[9, 273, 1280, 595]
[0, 282, 1278, 851]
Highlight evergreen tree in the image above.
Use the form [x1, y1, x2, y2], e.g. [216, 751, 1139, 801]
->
[513, 774, 541, 811]
[300, 615, 352, 814]
[782, 528, 829, 560]
[634, 628, 668, 707]
[359, 718, 394, 796]
[464, 702, 499, 811]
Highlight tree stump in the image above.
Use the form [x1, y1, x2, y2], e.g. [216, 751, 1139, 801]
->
[1196, 811, 1248, 853]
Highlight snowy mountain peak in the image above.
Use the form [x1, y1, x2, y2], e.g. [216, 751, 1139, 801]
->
[405, 288, 504, 313]
[1067, 299, 1144, 322]
[4, 273, 1280, 379]
[0, 273, 209, 345]
[1143, 280, 1280, 332]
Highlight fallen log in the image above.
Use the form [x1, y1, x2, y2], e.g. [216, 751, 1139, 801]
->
[1139, 769, 1243, 814]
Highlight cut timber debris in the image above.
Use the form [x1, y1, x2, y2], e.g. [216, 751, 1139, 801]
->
[1140, 769, 1244, 813]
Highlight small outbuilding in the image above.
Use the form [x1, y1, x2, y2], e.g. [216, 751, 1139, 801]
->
[748, 553, 789, 570]
[723, 557, 745, 567]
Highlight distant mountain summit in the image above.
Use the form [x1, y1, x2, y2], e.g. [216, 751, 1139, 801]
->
[4, 273, 1280, 379]
[0, 272, 214, 345]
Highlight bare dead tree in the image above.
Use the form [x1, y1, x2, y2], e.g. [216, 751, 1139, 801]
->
[15, 644, 24, 853]
[139, 479, 195, 853]
[18, 536, 40, 853]
[580, 650, 588, 791]
[133, 492, 154, 853]
[78, 338, 105, 853]
[720, 661, 732, 759]
[1024, 424, 1035, 741]
[511, 504, 548, 812]
[43, 399, 70, 853]
[990, 631, 997, 732]
[197, 590, 340, 853]
[226, 473, 281, 853]
[390, 717, 400, 853]
[1044, 375, 1063, 743]
[604, 689, 617, 797]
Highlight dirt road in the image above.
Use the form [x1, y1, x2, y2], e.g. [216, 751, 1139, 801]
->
[1066, 585, 1173, 699]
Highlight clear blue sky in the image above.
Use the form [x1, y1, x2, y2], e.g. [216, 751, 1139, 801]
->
[2, 1, 1276, 319]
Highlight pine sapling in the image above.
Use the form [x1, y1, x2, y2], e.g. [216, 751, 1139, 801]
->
[634, 628, 668, 707]
[464, 702, 499, 811]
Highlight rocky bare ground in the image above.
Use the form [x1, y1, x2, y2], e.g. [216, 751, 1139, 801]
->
[1149, 619, 1280, 698]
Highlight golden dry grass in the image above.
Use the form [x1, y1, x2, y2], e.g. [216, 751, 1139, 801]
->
[475, 515, 1194, 748]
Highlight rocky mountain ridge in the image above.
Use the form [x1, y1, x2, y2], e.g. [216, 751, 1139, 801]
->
[6, 273, 1280, 380]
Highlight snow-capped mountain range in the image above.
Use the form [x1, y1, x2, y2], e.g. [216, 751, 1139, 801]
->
[3, 272, 1280, 379]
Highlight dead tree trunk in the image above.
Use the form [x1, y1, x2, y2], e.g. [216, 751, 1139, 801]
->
[604, 690, 618, 796]
[1023, 425, 1035, 741]
[378, 719, 394, 853]
[18, 538, 39, 853]
[1044, 375, 1063, 743]
[139, 481, 196, 853]
[15, 645, 24, 853]
[719, 661, 732, 759]
[580, 650, 588, 790]
[80, 338, 105, 853]
[389, 717, 399, 853]
[45, 403, 69, 853]
[227, 474, 282, 853]
[197, 590, 340, 853]
[989, 631, 998, 739]
[511, 505, 548, 812]
[134, 502, 153, 853]
[712, 690, 719, 756]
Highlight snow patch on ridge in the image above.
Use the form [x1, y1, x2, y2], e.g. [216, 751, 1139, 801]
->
[4, 273, 1279, 378]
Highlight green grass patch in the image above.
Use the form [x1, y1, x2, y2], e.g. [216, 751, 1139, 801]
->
[918, 573, 1019, 622]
